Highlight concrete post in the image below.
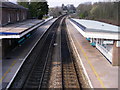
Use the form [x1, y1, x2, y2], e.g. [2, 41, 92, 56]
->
[101, 39, 103, 45]
[90, 38, 93, 43]
[112, 41, 120, 66]
[98, 39, 100, 44]
[100, 39, 102, 45]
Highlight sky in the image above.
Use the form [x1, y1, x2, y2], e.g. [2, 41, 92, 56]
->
[47, 0, 105, 7]
[9, 0, 107, 7]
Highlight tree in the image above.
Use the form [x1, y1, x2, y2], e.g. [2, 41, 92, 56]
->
[90, 4, 100, 19]
[29, 1, 49, 19]
[37, 2, 49, 19]
[49, 7, 62, 18]
[29, 2, 38, 18]
[67, 4, 76, 13]
[76, 3, 92, 19]
[17, 0, 49, 19]
[75, 1, 120, 25]
[17, 0, 29, 8]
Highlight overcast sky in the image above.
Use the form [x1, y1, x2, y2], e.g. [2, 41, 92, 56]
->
[9, 0, 107, 7]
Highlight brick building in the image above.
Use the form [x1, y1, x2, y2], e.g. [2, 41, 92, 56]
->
[0, 1, 28, 26]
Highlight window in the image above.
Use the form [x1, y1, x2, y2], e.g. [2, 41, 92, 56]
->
[23, 13, 25, 20]
[8, 13, 11, 23]
[17, 12, 19, 21]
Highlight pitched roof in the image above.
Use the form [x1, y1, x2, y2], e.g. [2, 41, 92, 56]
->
[0, 1, 28, 10]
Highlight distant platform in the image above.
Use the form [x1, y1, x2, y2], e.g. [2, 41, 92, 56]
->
[66, 19, 118, 88]
[1, 19, 43, 34]
[0, 17, 53, 39]
[70, 18, 120, 40]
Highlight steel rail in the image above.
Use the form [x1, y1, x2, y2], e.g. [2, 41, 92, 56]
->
[6, 18, 58, 89]
[61, 17, 82, 89]
[38, 26, 56, 89]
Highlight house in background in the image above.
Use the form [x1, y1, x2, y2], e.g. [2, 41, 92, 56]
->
[0, 1, 28, 26]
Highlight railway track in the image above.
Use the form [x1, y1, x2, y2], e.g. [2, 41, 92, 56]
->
[8, 16, 62, 89]
[7, 16, 83, 89]
[61, 18, 82, 89]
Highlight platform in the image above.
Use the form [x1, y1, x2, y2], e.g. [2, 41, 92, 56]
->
[1, 20, 42, 33]
[66, 19, 119, 88]
[70, 18, 120, 66]
[0, 18, 57, 89]
[0, 17, 53, 39]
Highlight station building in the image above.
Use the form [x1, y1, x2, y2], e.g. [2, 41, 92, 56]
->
[70, 18, 120, 66]
[0, 2, 46, 58]
[0, 1, 28, 26]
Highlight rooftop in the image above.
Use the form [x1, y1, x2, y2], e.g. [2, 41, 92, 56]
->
[72, 19, 119, 33]
[70, 18, 120, 40]
[0, 1, 28, 10]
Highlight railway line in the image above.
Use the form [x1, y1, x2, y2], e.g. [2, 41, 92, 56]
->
[7, 16, 84, 89]
[61, 18, 82, 89]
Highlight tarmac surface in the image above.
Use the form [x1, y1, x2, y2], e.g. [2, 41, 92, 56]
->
[66, 19, 119, 88]
[1, 18, 56, 89]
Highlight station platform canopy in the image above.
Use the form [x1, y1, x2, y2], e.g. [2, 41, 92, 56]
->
[70, 18, 120, 40]
[0, 19, 44, 39]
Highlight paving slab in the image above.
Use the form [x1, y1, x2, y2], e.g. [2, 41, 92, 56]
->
[1, 19, 43, 33]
